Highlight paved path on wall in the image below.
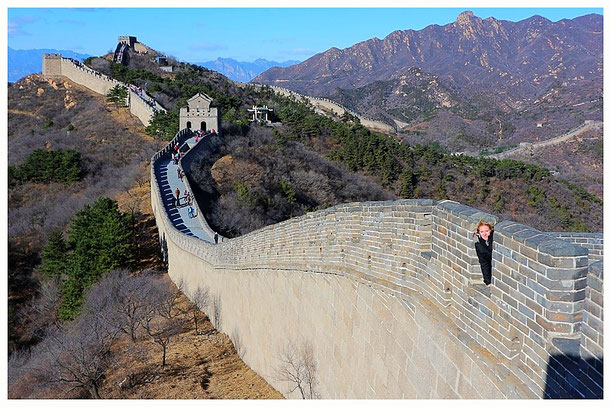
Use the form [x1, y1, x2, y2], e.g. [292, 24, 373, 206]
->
[154, 137, 215, 243]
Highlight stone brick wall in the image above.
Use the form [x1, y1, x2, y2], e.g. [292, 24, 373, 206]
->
[42, 54, 162, 127]
[150, 129, 603, 398]
[59, 57, 121, 96]
[578, 260, 603, 397]
[42, 53, 62, 77]
[128, 89, 158, 126]
[546, 232, 603, 263]
[151, 174, 533, 397]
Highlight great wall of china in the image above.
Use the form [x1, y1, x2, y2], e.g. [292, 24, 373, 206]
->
[489, 120, 604, 160]
[42, 52, 603, 399]
[244, 83, 398, 134]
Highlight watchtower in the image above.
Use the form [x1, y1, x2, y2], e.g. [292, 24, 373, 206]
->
[179, 93, 220, 133]
[42, 53, 62, 76]
[118, 36, 137, 48]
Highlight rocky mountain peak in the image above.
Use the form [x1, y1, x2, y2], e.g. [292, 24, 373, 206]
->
[456, 10, 476, 25]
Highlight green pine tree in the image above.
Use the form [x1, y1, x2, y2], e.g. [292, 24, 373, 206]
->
[38, 197, 134, 320]
[39, 231, 69, 277]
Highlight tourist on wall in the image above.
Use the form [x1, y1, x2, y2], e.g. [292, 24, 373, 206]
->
[175, 188, 180, 206]
[474, 220, 494, 286]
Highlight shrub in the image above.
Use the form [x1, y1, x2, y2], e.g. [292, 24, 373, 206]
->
[9, 149, 83, 186]
[106, 85, 128, 106]
[38, 197, 134, 320]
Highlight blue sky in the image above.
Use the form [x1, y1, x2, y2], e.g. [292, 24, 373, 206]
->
[6, 4, 605, 63]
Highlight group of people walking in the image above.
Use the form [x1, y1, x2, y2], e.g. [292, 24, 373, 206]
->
[166, 139, 220, 245]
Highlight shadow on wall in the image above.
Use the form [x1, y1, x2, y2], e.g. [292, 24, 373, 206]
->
[159, 233, 169, 265]
[544, 355, 603, 398]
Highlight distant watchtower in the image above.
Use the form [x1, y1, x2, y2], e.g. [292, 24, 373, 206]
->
[118, 36, 137, 48]
[42, 53, 62, 76]
[179, 93, 220, 133]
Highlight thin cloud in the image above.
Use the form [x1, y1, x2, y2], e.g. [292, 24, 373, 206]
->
[189, 43, 228, 51]
[7, 15, 36, 36]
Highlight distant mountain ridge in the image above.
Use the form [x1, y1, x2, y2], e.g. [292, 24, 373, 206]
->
[194, 57, 300, 82]
[8, 47, 92, 83]
[253, 11, 602, 152]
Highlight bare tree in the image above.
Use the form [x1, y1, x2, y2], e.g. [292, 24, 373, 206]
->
[8, 347, 53, 398]
[275, 339, 319, 399]
[84, 269, 155, 342]
[19, 277, 62, 341]
[8, 348, 30, 389]
[32, 310, 121, 399]
[211, 294, 222, 331]
[140, 277, 187, 368]
[184, 285, 210, 334]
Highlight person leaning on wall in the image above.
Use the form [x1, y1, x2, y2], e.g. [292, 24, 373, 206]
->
[474, 220, 494, 286]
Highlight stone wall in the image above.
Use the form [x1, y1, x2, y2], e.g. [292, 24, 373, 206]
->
[151, 171, 533, 398]
[128, 89, 158, 126]
[546, 232, 604, 263]
[247, 83, 397, 134]
[59, 57, 122, 96]
[578, 260, 604, 396]
[42, 54, 163, 127]
[151, 128, 603, 398]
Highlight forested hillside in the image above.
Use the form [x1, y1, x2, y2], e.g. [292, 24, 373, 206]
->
[7, 74, 281, 399]
[94, 51, 602, 235]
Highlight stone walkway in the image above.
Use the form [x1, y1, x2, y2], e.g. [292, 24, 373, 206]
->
[154, 136, 215, 244]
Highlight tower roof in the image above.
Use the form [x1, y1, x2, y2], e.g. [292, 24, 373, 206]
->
[187, 93, 214, 108]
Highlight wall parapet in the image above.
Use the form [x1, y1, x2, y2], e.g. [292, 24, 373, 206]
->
[545, 232, 603, 263]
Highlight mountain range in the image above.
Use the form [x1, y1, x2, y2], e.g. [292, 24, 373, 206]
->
[8, 47, 92, 83]
[194, 57, 301, 82]
[253, 11, 603, 152]
[7, 48, 298, 85]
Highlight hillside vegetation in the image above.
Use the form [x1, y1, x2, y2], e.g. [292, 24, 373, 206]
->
[95, 51, 602, 235]
[210, 95, 602, 235]
[8, 73, 280, 399]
